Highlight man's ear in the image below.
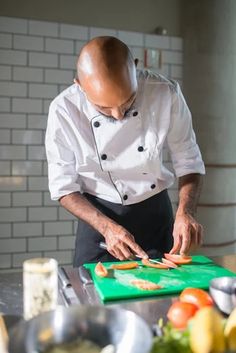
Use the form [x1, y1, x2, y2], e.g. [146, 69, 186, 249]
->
[74, 77, 80, 85]
[134, 58, 139, 67]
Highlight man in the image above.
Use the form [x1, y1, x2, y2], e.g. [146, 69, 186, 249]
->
[45, 36, 205, 267]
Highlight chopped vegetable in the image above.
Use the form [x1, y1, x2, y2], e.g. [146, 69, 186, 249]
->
[130, 279, 162, 290]
[164, 253, 192, 265]
[162, 258, 178, 269]
[141, 259, 169, 269]
[167, 301, 198, 329]
[110, 262, 139, 270]
[180, 288, 213, 309]
[95, 262, 108, 277]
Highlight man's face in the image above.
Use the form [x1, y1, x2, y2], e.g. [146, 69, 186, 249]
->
[89, 91, 137, 120]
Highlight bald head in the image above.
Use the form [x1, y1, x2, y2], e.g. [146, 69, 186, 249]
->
[76, 37, 138, 119]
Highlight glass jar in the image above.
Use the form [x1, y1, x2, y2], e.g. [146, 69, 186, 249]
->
[23, 258, 58, 320]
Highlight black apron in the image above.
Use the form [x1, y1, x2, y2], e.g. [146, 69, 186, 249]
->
[73, 189, 174, 267]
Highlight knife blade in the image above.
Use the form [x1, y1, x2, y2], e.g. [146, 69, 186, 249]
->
[78, 266, 101, 304]
[58, 267, 81, 306]
[99, 241, 162, 264]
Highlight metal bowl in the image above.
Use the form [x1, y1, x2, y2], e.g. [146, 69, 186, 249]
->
[210, 276, 236, 315]
[8, 305, 153, 353]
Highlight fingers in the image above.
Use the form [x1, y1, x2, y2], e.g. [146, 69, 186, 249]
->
[125, 239, 148, 259]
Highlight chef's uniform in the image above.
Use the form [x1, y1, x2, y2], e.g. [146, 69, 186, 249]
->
[45, 70, 205, 266]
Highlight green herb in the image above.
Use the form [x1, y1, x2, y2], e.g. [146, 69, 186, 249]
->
[151, 320, 192, 353]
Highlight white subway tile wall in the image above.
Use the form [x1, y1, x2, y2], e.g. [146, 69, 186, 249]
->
[0, 16, 182, 271]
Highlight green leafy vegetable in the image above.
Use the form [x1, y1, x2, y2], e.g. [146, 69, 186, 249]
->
[151, 319, 192, 353]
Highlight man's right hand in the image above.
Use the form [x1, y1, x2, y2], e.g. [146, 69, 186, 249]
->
[103, 222, 148, 261]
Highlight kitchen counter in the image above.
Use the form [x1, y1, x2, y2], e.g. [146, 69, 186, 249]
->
[0, 255, 235, 328]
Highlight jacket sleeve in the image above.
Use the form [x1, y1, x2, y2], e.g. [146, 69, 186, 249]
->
[45, 103, 82, 201]
[167, 82, 205, 177]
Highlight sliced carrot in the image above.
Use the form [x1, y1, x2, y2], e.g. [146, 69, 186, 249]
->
[130, 279, 162, 290]
[110, 262, 139, 270]
[95, 262, 108, 277]
[141, 258, 169, 269]
[162, 258, 178, 268]
[164, 253, 192, 264]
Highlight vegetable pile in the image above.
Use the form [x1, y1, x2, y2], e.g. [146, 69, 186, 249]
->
[151, 287, 236, 353]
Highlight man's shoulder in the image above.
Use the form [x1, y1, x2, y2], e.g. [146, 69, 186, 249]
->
[138, 69, 178, 92]
[49, 84, 82, 111]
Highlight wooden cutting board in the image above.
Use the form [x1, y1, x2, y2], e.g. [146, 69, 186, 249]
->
[84, 255, 236, 302]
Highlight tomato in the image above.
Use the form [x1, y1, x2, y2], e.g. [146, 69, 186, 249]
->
[95, 262, 108, 277]
[141, 258, 169, 269]
[179, 287, 214, 309]
[162, 258, 178, 269]
[110, 262, 139, 270]
[164, 253, 192, 264]
[167, 301, 198, 329]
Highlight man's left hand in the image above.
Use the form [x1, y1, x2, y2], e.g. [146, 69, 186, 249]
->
[170, 213, 203, 255]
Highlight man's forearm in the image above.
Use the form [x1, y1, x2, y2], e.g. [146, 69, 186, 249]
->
[59, 192, 114, 235]
[176, 173, 203, 217]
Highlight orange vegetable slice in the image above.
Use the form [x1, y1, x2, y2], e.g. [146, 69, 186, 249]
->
[95, 262, 108, 277]
[141, 258, 169, 269]
[179, 287, 214, 308]
[110, 262, 139, 270]
[130, 279, 162, 290]
[164, 253, 192, 264]
[162, 258, 178, 268]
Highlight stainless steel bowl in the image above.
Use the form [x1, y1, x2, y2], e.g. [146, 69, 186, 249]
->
[210, 276, 236, 315]
[8, 305, 153, 353]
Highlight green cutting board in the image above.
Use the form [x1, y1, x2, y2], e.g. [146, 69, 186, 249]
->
[84, 256, 236, 302]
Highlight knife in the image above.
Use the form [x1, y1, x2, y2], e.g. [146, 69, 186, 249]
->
[99, 241, 162, 264]
[58, 267, 81, 306]
[78, 266, 101, 304]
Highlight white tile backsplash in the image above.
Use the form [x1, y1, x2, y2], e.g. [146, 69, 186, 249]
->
[29, 52, 58, 68]
[45, 38, 74, 54]
[0, 223, 11, 237]
[44, 221, 73, 236]
[0, 161, 11, 175]
[0, 145, 27, 160]
[0, 113, 26, 128]
[0, 16, 183, 271]
[44, 69, 74, 84]
[13, 222, 43, 237]
[144, 34, 170, 49]
[0, 97, 10, 112]
[28, 236, 57, 251]
[13, 67, 43, 82]
[0, 81, 27, 97]
[13, 35, 44, 51]
[0, 33, 12, 48]
[12, 130, 43, 144]
[0, 65, 11, 80]
[29, 20, 59, 37]
[0, 49, 27, 65]
[0, 17, 27, 34]
[29, 83, 58, 99]
[0, 207, 27, 222]
[28, 207, 57, 221]
[0, 129, 10, 144]
[0, 192, 11, 206]
[59, 24, 88, 40]
[118, 30, 144, 47]
[12, 191, 42, 206]
[12, 161, 42, 176]
[12, 98, 43, 113]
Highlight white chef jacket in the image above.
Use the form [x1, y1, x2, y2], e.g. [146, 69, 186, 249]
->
[45, 70, 205, 205]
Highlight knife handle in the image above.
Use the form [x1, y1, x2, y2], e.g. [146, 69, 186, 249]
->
[78, 266, 93, 285]
[58, 267, 71, 289]
[99, 241, 107, 250]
